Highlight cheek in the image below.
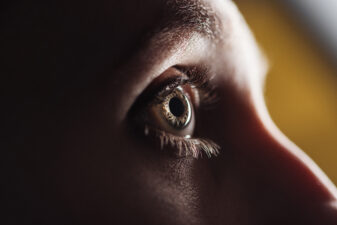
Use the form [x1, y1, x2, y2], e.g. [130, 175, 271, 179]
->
[53, 110, 201, 225]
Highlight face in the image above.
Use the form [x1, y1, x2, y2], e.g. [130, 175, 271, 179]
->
[2, 0, 337, 224]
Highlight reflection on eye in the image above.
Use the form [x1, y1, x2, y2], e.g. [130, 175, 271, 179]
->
[131, 66, 220, 158]
[148, 86, 194, 138]
[160, 87, 192, 129]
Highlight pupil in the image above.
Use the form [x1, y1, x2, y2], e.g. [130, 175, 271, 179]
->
[169, 97, 185, 117]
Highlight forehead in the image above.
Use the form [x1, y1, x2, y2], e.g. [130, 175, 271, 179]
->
[1, 0, 215, 60]
[1, 0, 266, 90]
[1, 0, 222, 76]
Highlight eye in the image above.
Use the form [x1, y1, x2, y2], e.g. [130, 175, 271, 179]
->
[148, 85, 195, 137]
[130, 66, 220, 158]
[161, 87, 191, 128]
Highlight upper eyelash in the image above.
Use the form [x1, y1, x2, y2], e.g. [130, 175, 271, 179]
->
[151, 66, 218, 107]
[176, 66, 219, 106]
[151, 76, 189, 105]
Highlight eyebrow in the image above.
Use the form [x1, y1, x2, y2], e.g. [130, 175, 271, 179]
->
[107, 0, 222, 75]
[158, 0, 221, 42]
[116, 0, 223, 119]
[162, 0, 268, 83]
[130, 0, 222, 65]
[164, 0, 221, 40]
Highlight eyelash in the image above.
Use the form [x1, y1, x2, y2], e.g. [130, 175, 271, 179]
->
[132, 66, 220, 158]
[178, 66, 219, 107]
[144, 124, 220, 158]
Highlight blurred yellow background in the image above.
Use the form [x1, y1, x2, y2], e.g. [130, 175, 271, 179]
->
[235, 0, 337, 184]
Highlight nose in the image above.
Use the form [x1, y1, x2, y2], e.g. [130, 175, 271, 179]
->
[198, 81, 337, 224]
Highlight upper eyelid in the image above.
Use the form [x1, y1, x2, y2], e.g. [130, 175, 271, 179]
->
[129, 74, 188, 114]
[128, 65, 217, 123]
[115, 34, 212, 120]
[129, 66, 211, 105]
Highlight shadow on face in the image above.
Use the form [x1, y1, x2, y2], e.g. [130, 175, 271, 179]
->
[2, 0, 337, 224]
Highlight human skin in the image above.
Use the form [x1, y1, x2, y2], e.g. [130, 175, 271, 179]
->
[2, 0, 337, 224]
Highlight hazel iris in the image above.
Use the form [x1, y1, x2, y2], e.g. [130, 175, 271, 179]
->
[160, 87, 192, 129]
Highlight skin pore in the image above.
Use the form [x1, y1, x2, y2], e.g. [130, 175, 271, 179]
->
[2, 0, 337, 224]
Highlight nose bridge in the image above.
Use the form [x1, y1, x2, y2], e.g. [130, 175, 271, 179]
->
[245, 89, 337, 223]
[249, 83, 337, 203]
[204, 82, 337, 223]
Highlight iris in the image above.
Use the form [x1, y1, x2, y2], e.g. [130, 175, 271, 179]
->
[161, 87, 192, 129]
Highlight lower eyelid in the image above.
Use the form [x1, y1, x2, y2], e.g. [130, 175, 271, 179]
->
[143, 124, 220, 158]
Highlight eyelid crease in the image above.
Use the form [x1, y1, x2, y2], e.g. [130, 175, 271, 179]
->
[151, 76, 189, 105]
[129, 65, 217, 115]
[176, 65, 219, 107]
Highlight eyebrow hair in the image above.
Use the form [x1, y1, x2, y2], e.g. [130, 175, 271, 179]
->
[131, 0, 223, 64]
[164, 0, 221, 40]
[112, 0, 223, 74]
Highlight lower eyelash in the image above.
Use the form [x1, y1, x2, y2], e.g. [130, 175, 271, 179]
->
[144, 124, 220, 158]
